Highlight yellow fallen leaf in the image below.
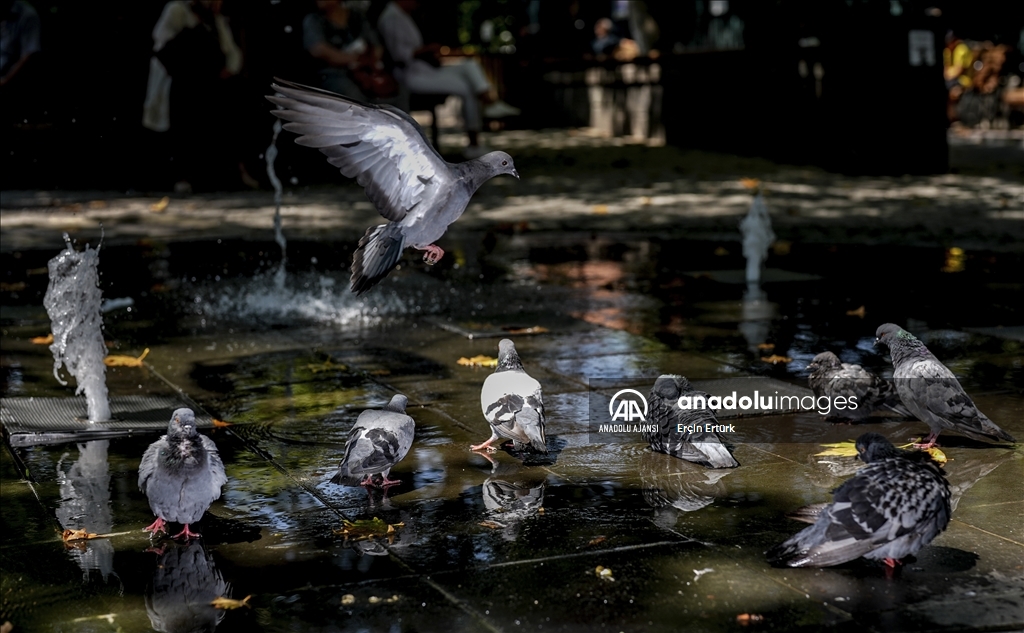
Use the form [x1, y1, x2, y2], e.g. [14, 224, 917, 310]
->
[760, 354, 793, 364]
[457, 355, 498, 368]
[479, 520, 506, 530]
[846, 305, 866, 318]
[104, 348, 150, 367]
[757, 343, 775, 350]
[772, 240, 791, 256]
[592, 204, 609, 214]
[62, 528, 99, 542]
[32, 333, 54, 344]
[333, 518, 404, 542]
[341, 594, 356, 606]
[150, 196, 170, 213]
[740, 178, 760, 190]
[88, 200, 107, 209]
[211, 595, 251, 610]
[595, 565, 615, 582]
[587, 536, 607, 547]
[714, 246, 729, 256]
[502, 326, 549, 335]
[0, 282, 26, 291]
[212, 419, 233, 428]
[814, 441, 859, 457]
[897, 442, 947, 463]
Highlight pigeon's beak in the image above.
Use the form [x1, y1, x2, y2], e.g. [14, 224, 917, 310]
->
[874, 337, 882, 347]
[511, 168, 520, 180]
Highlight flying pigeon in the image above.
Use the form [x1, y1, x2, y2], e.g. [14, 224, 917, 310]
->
[645, 375, 739, 468]
[875, 323, 1015, 448]
[139, 409, 227, 540]
[267, 79, 519, 295]
[474, 339, 547, 453]
[766, 432, 951, 568]
[807, 351, 912, 421]
[332, 394, 415, 487]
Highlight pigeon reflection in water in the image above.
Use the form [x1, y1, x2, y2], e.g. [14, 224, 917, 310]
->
[481, 461, 546, 541]
[146, 540, 230, 633]
[55, 440, 116, 582]
[640, 452, 732, 529]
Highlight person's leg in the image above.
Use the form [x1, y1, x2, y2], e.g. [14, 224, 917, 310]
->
[404, 66, 483, 144]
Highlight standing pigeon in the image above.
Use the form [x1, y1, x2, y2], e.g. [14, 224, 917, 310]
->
[807, 351, 912, 421]
[766, 432, 951, 568]
[474, 339, 547, 453]
[139, 409, 227, 540]
[332, 394, 415, 487]
[645, 375, 739, 468]
[875, 323, 1015, 448]
[267, 79, 519, 295]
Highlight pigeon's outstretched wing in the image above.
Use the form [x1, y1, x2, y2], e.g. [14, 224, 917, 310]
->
[767, 454, 950, 567]
[267, 79, 450, 224]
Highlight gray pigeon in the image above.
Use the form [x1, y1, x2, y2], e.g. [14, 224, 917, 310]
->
[645, 375, 739, 468]
[807, 351, 912, 421]
[474, 339, 547, 453]
[875, 323, 1015, 448]
[332, 394, 415, 487]
[767, 432, 951, 568]
[139, 409, 227, 540]
[267, 79, 519, 295]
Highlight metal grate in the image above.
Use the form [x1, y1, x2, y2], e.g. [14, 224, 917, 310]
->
[1, 395, 213, 447]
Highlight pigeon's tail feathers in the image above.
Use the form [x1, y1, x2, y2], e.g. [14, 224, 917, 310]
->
[786, 503, 829, 525]
[351, 223, 405, 295]
[330, 468, 363, 486]
[766, 522, 870, 568]
[694, 440, 739, 469]
[516, 407, 548, 453]
[964, 420, 1016, 443]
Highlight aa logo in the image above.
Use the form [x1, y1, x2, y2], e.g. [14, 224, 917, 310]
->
[609, 389, 648, 422]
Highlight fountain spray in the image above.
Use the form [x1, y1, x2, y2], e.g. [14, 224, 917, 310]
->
[739, 192, 776, 285]
[266, 119, 288, 288]
[44, 233, 111, 422]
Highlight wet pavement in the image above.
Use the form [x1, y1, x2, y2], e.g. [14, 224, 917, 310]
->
[1, 129, 1023, 632]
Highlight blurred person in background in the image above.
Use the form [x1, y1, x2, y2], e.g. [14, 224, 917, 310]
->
[142, 0, 255, 192]
[376, 0, 519, 158]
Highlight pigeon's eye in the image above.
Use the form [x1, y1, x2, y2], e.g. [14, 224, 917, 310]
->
[501, 160, 508, 166]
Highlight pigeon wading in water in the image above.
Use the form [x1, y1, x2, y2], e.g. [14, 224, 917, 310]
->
[807, 351, 911, 421]
[139, 409, 227, 540]
[332, 394, 415, 487]
[646, 375, 739, 468]
[766, 432, 951, 568]
[267, 79, 519, 294]
[875, 323, 1015, 448]
[475, 339, 547, 453]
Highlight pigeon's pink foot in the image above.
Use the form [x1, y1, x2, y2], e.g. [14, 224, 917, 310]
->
[379, 475, 402, 487]
[883, 558, 902, 568]
[359, 475, 375, 488]
[144, 517, 167, 535]
[420, 244, 445, 265]
[171, 523, 201, 540]
[470, 438, 498, 452]
[913, 433, 939, 450]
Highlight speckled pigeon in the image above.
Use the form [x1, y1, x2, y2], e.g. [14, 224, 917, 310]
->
[645, 375, 739, 468]
[267, 79, 519, 295]
[807, 351, 912, 421]
[766, 432, 951, 568]
[139, 409, 227, 540]
[332, 394, 415, 488]
[875, 323, 1015, 448]
[474, 339, 547, 453]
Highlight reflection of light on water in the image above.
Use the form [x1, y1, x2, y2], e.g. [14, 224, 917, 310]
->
[55, 440, 117, 582]
[185, 271, 420, 328]
[941, 246, 966, 273]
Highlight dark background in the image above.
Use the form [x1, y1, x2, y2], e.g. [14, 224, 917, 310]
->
[2, 0, 1022, 191]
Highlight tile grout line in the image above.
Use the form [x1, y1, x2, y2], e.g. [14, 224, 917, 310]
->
[951, 519, 1024, 547]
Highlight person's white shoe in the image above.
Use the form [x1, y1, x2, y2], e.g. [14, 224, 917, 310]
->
[483, 100, 521, 118]
[462, 144, 492, 159]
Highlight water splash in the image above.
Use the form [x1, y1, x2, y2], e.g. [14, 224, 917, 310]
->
[739, 193, 775, 284]
[44, 234, 111, 422]
[266, 119, 287, 289]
